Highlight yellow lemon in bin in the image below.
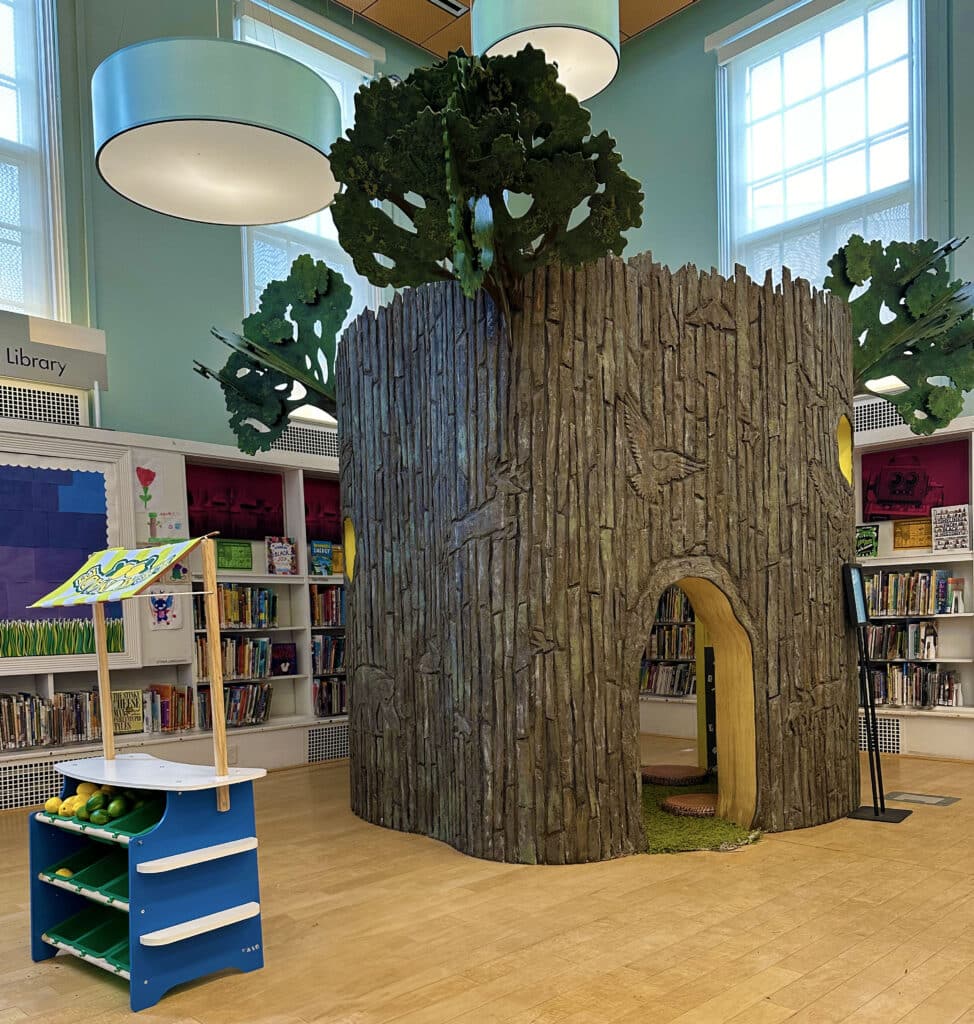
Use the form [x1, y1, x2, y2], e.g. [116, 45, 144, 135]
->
[100, 786, 115, 795]
[44, 797, 61, 814]
[76, 782, 97, 798]
[55, 868, 73, 879]
[58, 799, 76, 817]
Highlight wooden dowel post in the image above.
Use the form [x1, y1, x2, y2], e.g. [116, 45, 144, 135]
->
[92, 602, 115, 761]
[202, 537, 230, 811]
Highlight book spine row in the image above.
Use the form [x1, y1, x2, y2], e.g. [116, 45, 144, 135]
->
[657, 585, 693, 622]
[864, 570, 952, 617]
[314, 677, 348, 717]
[197, 682, 273, 728]
[867, 666, 964, 708]
[0, 691, 101, 749]
[310, 584, 345, 627]
[193, 585, 280, 629]
[864, 622, 938, 661]
[142, 686, 195, 733]
[193, 635, 272, 681]
[639, 661, 696, 697]
[312, 635, 345, 674]
[647, 624, 694, 660]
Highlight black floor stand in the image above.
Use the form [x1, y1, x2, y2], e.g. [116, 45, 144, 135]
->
[850, 624, 911, 823]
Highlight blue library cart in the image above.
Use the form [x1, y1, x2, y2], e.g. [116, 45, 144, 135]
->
[30, 753, 266, 1012]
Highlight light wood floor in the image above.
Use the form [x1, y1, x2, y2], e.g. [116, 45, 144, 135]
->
[2, 740, 974, 1024]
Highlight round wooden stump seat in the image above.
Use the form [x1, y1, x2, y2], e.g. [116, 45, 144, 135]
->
[641, 764, 709, 786]
[661, 792, 717, 818]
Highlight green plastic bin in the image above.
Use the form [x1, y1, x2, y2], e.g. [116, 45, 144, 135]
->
[71, 850, 128, 890]
[40, 846, 104, 880]
[102, 873, 129, 903]
[45, 906, 108, 946]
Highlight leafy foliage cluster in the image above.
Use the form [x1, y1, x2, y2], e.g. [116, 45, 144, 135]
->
[328, 46, 644, 307]
[194, 254, 350, 454]
[826, 235, 974, 435]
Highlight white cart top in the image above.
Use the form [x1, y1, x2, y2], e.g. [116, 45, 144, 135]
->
[54, 753, 267, 792]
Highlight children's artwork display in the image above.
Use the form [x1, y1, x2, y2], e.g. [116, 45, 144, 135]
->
[146, 585, 181, 630]
[131, 451, 189, 544]
[861, 439, 970, 522]
[931, 504, 971, 551]
[0, 465, 124, 657]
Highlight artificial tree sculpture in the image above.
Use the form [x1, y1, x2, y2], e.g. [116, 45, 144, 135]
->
[197, 45, 970, 864]
[828, 234, 974, 435]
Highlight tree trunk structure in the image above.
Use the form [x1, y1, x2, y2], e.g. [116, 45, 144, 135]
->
[338, 254, 858, 864]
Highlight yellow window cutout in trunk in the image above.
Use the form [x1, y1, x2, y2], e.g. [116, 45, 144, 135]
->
[343, 517, 356, 582]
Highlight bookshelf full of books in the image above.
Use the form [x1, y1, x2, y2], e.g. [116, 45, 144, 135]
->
[309, 576, 347, 719]
[859, 564, 972, 710]
[639, 585, 697, 699]
[189, 577, 310, 728]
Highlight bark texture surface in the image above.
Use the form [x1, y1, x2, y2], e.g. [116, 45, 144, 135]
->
[338, 253, 858, 864]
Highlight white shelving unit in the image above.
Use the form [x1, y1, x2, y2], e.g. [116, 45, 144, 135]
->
[0, 418, 345, 794]
[855, 412, 974, 759]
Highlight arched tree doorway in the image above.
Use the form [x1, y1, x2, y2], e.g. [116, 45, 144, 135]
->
[674, 577, 756, 827]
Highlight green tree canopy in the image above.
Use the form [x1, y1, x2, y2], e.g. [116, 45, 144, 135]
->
[194, 255, 351, 454]
[328, 46, 644, 307]
[826, 234, 974, 435]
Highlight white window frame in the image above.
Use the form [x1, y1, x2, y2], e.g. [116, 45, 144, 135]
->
[0, 0, 68, 319]
[711, 0, 927, 285]
[234, 1, 383, 322]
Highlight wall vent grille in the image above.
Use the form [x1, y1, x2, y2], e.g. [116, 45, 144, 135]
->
[271, 423, 339, 459]
[308, 721, 349, 763]
[0, 381, 84, 427]
[854, 398, 904, 434]
[0, 755, 98, 810]
[858, 714, 901, 755]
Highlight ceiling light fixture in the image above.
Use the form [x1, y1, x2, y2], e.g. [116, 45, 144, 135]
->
[470, 0, 620, 101]
[91, 38, 342, 225]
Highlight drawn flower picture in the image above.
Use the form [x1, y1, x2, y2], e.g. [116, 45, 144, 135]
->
[135, 466, 156, 508]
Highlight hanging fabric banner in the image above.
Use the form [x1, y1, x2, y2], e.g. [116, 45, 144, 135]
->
[30, 538, 203, 608]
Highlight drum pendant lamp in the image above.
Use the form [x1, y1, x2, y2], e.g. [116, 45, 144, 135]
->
[471, 0, 620, 101]
[91, 38, 343, 225]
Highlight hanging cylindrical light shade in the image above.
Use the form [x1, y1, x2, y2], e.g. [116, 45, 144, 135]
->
[471, 0, 620, 101]
[92, 38, 342, 225]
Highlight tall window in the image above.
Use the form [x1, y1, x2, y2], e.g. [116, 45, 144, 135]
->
[0, 0, 65, 318]
[236, 3, 379, 330]
[716, 0, 923, 285]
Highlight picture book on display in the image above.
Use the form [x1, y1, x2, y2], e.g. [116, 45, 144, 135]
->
[266, 536, 298, 575]
[932, 504, 970, 551]
[310, 541, 344, 576]
[855, 524, 879, 559]
[271, 642, 297, 676]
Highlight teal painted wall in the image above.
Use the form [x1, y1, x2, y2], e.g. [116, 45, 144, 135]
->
[589, 0, 963, 274]
[55, 0, 428, 445]
[53, 0, 968, 443]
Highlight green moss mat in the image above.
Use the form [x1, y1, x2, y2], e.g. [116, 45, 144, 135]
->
[642, 779, 760, 854]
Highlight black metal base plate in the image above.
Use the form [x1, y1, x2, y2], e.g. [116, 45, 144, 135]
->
[848, 805, 913, 823]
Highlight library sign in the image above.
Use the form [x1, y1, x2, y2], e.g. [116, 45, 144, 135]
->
[0, 310, 108, 389]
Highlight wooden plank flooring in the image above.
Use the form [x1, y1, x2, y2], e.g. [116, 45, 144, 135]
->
[2, 741, 973, 1023]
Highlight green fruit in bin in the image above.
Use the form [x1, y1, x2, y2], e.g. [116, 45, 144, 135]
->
[74, 804, 90, 822]
[89, 809, 111, 826]
[85, 792, 106, 814]
[106, 796, 129, 819]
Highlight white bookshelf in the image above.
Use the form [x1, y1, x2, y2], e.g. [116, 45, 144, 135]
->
[0, 418, 343, 774]
[855, 413, 974, 756]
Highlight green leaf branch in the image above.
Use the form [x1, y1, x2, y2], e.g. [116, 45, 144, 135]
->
[826, 234, 974, 436]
